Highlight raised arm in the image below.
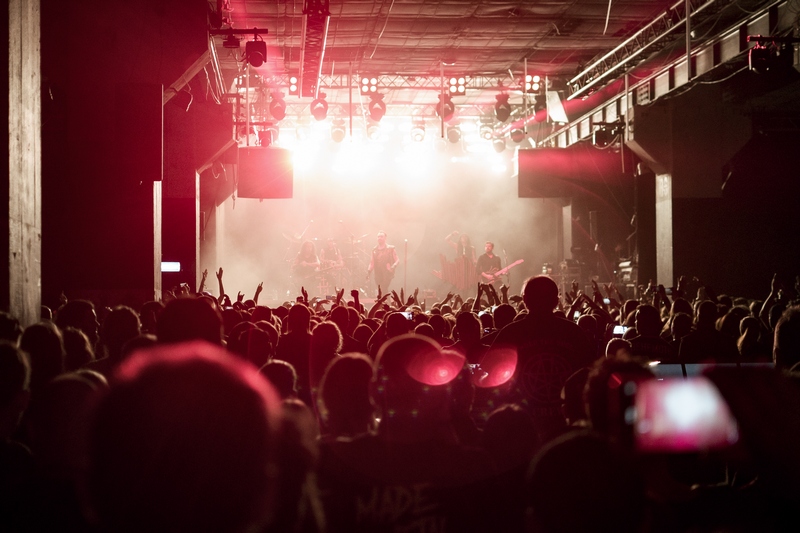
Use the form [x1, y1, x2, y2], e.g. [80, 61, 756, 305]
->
[445, 231, 459, 250]
[215, 268, 225, 305]
[198, 269, 208, 294]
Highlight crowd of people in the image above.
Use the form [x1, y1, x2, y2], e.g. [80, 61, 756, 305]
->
[1, 269, 799, 532]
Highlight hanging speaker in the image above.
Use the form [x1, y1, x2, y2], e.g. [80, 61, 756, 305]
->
[236, 147, 293, 199]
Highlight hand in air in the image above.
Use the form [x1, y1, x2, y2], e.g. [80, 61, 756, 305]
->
[216, 268, 223, 281]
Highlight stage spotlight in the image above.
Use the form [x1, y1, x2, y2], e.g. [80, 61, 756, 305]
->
[310, 93, 328, 121]
[258, 123, 279, 146]
[446, 125, 461, 143]
[245, 38, 267, 67]
[368, 93, 387, 122]
[494, 94, 511, 122]
[448, 77, 466, 95]
[524, 74, 542, 93]
[288, 75, 299, 96]
[411, 118, 426, 142]
[493, 138, 506, 153]
[510, 128, 526, 143]
[436, 93, 455, 121]
[269, 93, 286, 120]
[367, 121, 381, 140]
[331, 118, 346, 143]
[360, 76, 379, 94]
[295, 124, 310, 141]
[479, 117, 494, 141]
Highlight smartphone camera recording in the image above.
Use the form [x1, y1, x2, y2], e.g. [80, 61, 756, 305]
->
[632, 377, 739, 453]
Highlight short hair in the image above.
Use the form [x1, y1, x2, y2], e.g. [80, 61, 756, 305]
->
[260, 360, 298, 400]
[377, 230, 387, 237]
[485, 241, 494, 248]
[522, 276, 559, 315]
[86, 341, 280, 533]
[0, 312, 22, 344]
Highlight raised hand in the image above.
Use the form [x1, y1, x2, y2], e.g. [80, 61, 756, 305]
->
[413, 287, 419, 304]
[301, 286, 308, 305]
[351, 289, 359, 299]
[216, 268, 223, 281]
[377, 285, 383, 300]
[237, 291, 244, 303]
[391, 290, 401, 307]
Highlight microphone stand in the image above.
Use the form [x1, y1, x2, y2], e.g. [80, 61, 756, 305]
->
[503, 249, 510, 287]
[403, 240, 408, 297]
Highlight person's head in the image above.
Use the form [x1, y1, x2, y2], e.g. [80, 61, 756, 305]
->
[459, 234, 471, 247]
[671, 312, 693, 341]
[101, 306, 142, 361]
[670, 297, 693, 319]
[157, 297, 223, 346]
[328, 305, 349, 334]
[372, 335, 463, 426]
[376, 231, 387, 246]
[20, 322, 66, 392]
[85, 341, 281, 533]
[139, 301, 165, 335]
[62, 326, 95, 371]
[318, 354, 375, 437]
[605, 338, 632, 359]
[634, 304, 662, 337]
[522, 276, 559, 316]
[260, 360, 298, 400]
[286, 303, 312, 334]
[577, 314, 598, 339]
[774, 306, 800, 370]
[300, 240, 315, 257]
[311, 322, 342, 357]
[456, 312, 482, 344]
[483, 404, 538, 473]
[386, 312, 411, 338]
[0, 342, 31, 438]
[484, 241, 494, 254]
[56, 300, 99, 346]
[526, 432, 645, 533]
[696, 300, 718, 329]
[493, 303, 516, 330]
[326, 237, 336, 249]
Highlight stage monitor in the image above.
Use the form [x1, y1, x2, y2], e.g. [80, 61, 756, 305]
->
[236, 147, 293, 199]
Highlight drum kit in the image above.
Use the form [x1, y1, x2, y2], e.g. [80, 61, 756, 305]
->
[283, 223, 372, 298]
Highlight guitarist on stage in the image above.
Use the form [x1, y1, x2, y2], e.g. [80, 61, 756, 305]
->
[367, 231, 399, 295]
[476, 241, 503, 285]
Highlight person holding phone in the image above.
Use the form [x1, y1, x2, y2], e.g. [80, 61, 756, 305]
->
[366, 231, 399, 296]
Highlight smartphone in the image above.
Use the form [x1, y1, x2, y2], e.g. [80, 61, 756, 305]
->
[573, 310, 581, 322]
[633, 377, 739, 453]
[401, 311, 413, 320]
[665, 287, 673, 295]
[603, 297, 611, 305]
[613, 325, 628, 336]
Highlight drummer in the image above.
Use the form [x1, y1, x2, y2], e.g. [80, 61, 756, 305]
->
[320, 238, 344, 270]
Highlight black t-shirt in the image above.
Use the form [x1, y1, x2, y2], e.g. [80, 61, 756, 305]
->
[476, 253, 501, 277]
[318, 433, 498, 532]
[488, 313, 594, 437]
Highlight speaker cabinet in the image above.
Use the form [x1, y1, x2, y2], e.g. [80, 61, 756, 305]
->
[236, 147, 293, 199]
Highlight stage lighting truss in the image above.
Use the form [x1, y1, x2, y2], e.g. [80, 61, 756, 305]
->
[411, 117, 426, 142]
[331, 118, 346, 143]
[448, 77, 467, 95]
[368, 93, 387, 122]
[245, 36, 267, 67]
[269, 93, 286, 121]
[288, 75, 299, 96]
[436, 93, 455, 121]
[591, 120, 624, 147]
[310, 93, 329, 121]
[360, 76, 379, 95]
[494, 94, 511, 123]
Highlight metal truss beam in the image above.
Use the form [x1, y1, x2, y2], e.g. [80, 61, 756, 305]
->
[568, 0, 728, 100]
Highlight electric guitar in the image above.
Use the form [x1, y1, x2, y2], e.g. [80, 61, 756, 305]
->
[481, 259, 524, 282]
